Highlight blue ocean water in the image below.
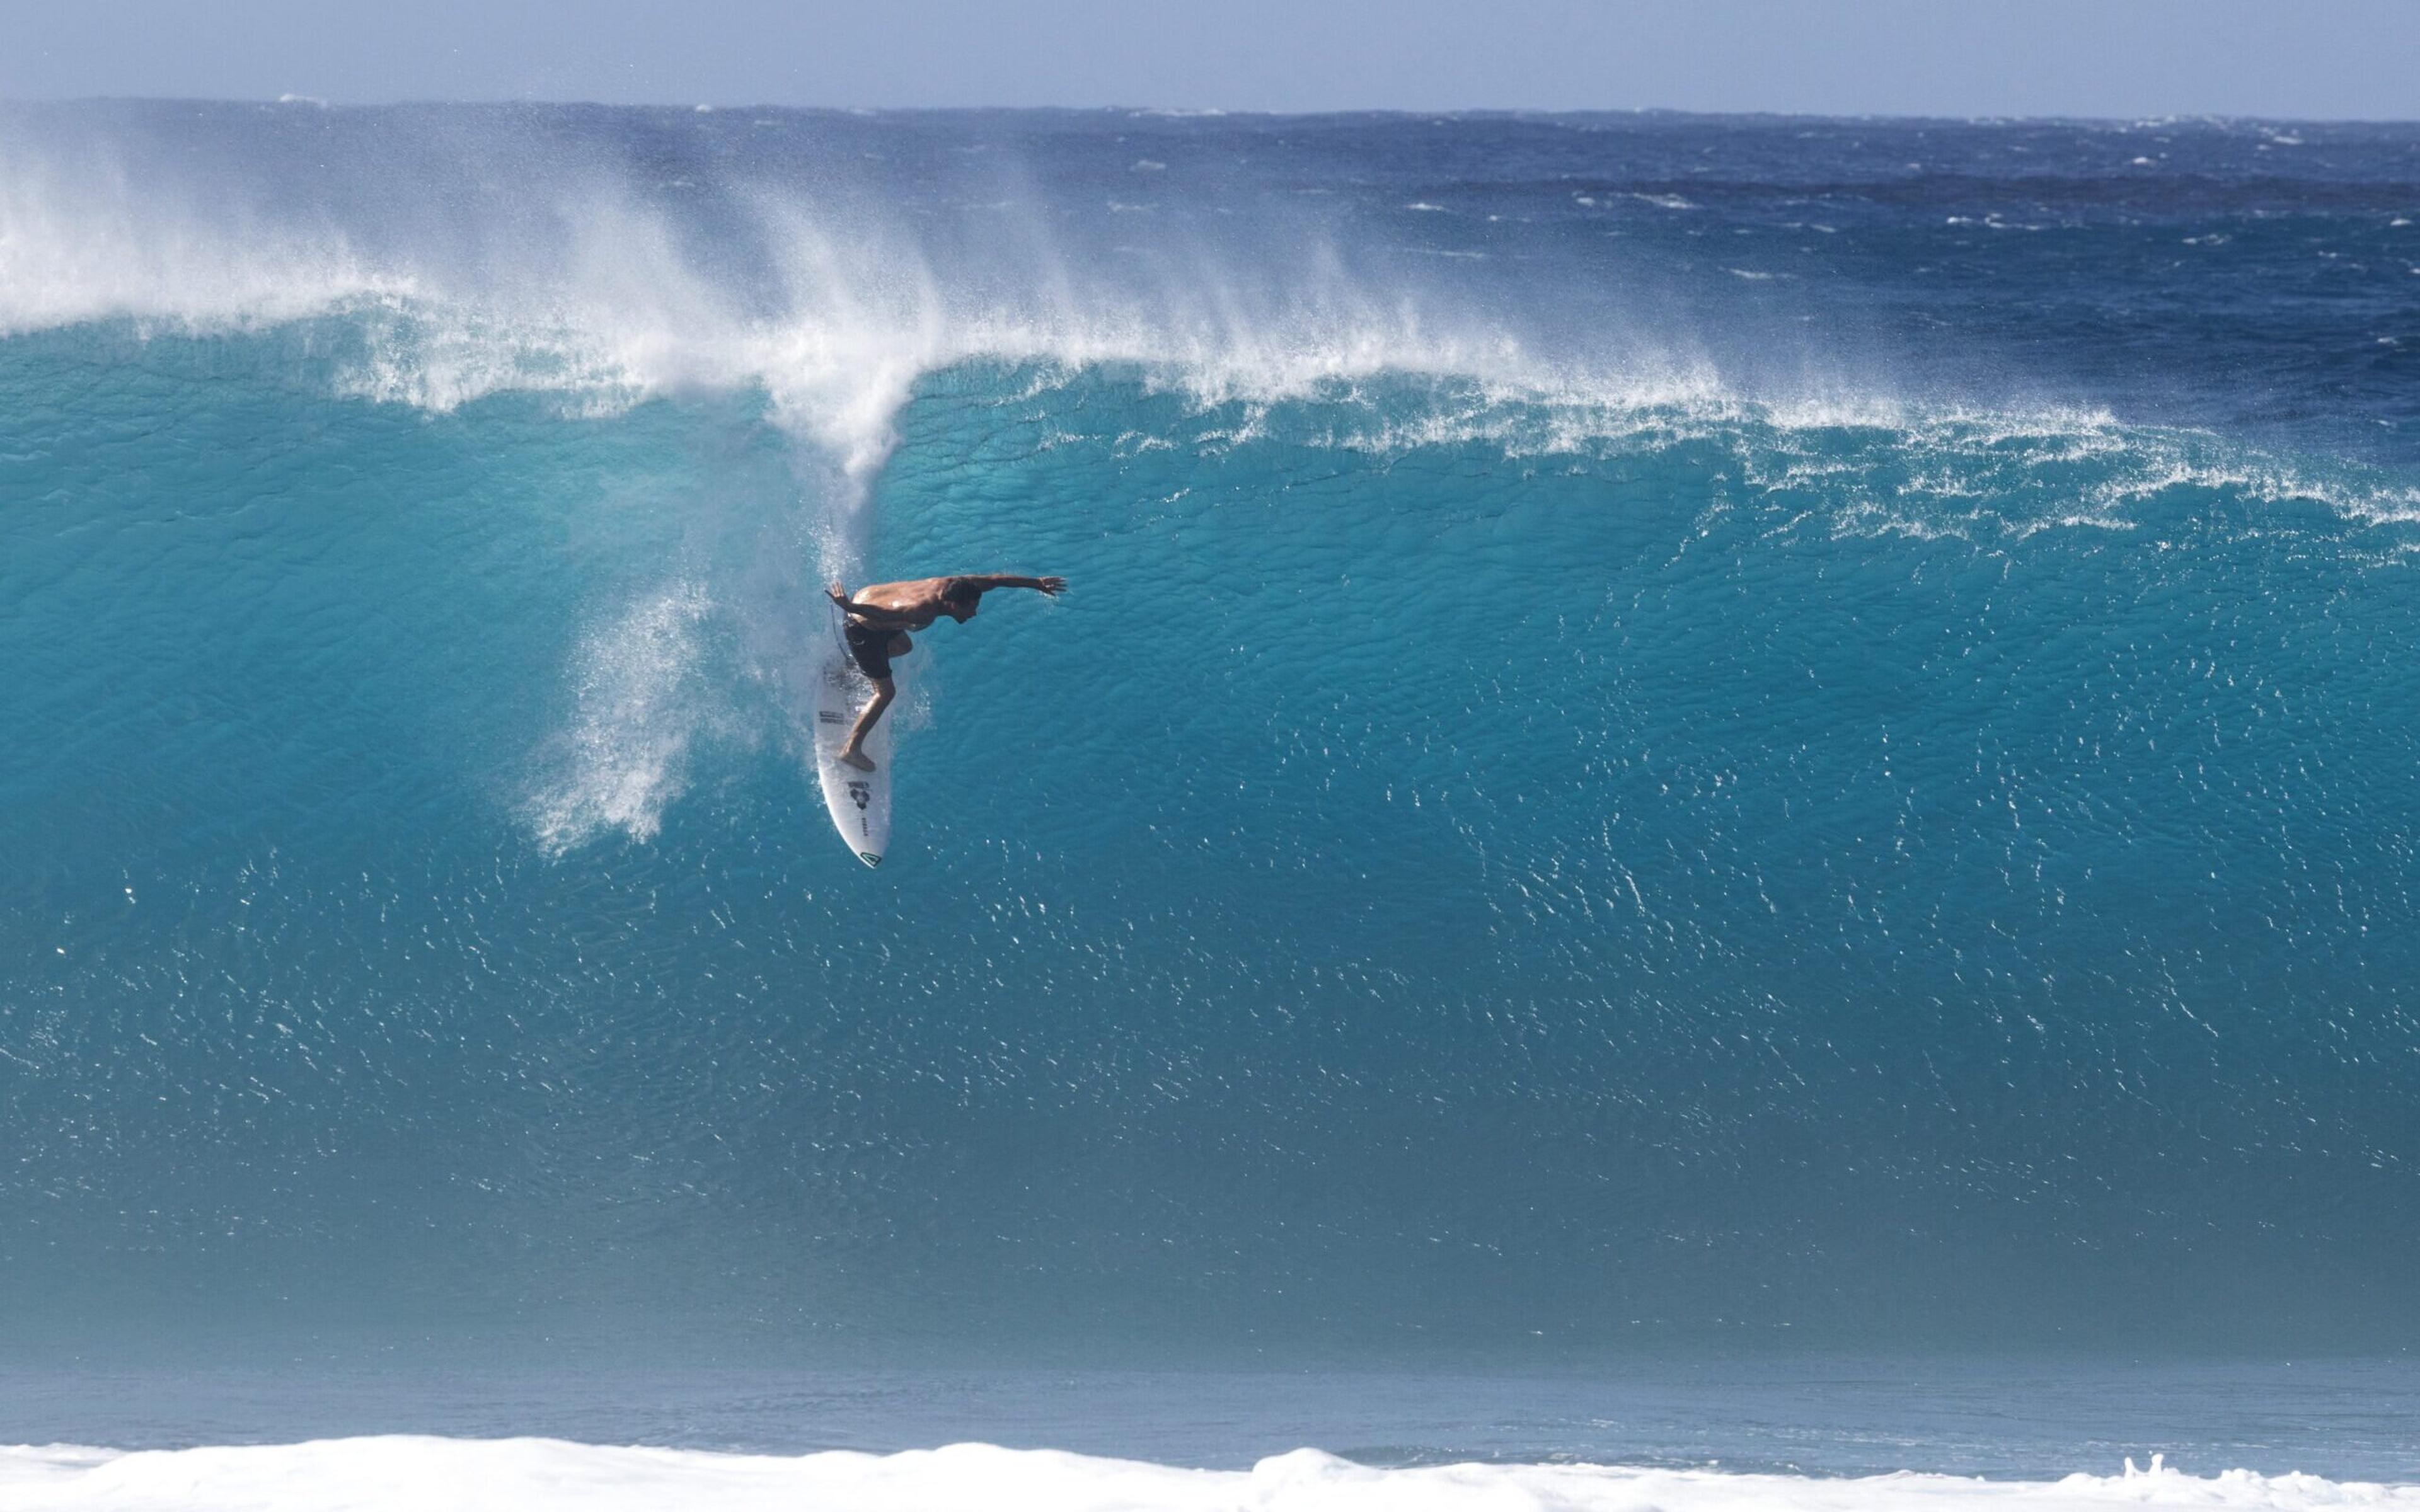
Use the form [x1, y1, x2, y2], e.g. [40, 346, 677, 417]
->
[3, 103, 2419, 1477]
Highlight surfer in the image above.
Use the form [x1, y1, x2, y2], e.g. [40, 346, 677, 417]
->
[825, 573, 1066, 770]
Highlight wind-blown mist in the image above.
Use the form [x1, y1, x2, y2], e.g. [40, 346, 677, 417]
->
[3, 103, 2418, 1363]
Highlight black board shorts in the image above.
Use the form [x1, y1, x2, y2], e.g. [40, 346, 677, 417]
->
[844, 619, 898, 681]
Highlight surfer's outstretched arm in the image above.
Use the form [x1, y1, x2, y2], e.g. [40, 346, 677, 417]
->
[957, 574, 1066, 597]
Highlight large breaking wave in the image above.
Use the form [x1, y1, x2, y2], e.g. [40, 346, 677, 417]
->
[3, 103, 2418, 1368]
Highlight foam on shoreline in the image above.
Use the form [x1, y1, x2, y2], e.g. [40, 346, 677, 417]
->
[4, 1440, 2415, 1512]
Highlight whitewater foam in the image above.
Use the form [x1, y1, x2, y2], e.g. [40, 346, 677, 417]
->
[1, 1440, 2410, 1512]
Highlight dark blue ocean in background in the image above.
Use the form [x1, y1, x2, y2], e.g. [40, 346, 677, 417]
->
[3, 104, 2419, 1492]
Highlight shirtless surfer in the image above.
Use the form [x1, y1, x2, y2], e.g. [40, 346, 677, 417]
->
[825, 573, 1066, 770]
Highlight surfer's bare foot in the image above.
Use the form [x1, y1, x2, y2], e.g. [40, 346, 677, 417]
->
[838, 748, 876, 772]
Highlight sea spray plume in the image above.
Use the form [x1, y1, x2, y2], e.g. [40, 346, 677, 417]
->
[527, 583, 724, 851]
[0, 103, 1732, 445]
[337, 180, 779, 415]
[751, 198, 952, 480]
[0, 134, 401, 336]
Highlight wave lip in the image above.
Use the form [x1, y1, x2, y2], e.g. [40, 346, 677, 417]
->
[3, 1440, 2416, 1512]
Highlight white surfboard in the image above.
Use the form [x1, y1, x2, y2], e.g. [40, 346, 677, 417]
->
[812, 650, 891, 868]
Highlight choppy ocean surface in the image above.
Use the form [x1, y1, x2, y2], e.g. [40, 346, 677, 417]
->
[3, 103, 2417, 1497]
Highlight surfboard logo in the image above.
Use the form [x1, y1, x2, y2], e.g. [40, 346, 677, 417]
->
[858, 852, 881, 868]
[846, 780, 870, 811]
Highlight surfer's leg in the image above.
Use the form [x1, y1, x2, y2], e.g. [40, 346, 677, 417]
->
[838, 677, 894, 771]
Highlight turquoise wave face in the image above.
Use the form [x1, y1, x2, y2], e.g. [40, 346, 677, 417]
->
[4, 107, 2419, 1363]
[9, 335, 2417, 1360]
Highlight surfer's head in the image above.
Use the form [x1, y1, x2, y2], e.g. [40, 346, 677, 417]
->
[942, 580, 982, 621]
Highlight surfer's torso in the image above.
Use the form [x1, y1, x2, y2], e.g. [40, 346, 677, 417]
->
[839, 576, 974, 629]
